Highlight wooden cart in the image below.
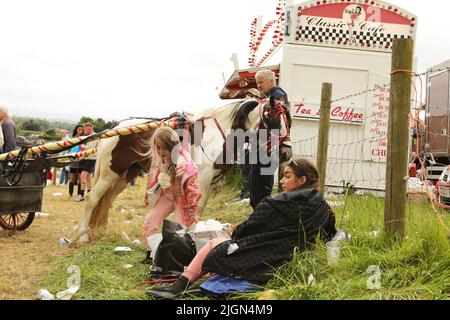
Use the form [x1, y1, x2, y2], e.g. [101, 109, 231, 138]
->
[0, 158, 49, 230]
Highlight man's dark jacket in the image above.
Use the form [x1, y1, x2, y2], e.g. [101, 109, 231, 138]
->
[1, 118, 16, 152]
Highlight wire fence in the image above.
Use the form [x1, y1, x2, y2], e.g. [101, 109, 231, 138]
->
[289, 67, 450, 234]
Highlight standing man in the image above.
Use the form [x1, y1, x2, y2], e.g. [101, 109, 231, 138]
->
[248, 70, 292, 208]
[76, 123, 99, 202]
[0, 106, 17, 153]
[256, 70, 289, 108]
[232, 89, 265, 203]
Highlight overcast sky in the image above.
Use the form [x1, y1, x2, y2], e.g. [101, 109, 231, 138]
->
[0, 0, 449, 121]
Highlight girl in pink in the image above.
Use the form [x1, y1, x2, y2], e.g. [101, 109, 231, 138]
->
[141, 127, 201, 264]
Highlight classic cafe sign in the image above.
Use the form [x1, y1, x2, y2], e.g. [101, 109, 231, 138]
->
[293, 101, 365, 124]
[286, 0, 417, 52]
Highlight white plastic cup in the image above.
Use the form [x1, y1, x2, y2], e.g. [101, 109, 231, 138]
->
[59, 238, 71, 246]
[326, 241, 341, 266]
[131, 239, 142, 246]
[38, 289, 55, 300]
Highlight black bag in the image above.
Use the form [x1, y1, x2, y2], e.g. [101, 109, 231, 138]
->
[150, 220, 197, 280]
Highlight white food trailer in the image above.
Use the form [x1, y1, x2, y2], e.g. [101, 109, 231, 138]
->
[219, 0, 417, 191]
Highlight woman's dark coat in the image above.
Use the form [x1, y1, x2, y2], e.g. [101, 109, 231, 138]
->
[202, 188, 336, 282]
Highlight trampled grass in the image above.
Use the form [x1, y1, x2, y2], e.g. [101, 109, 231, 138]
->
[40, 178, 450, 300]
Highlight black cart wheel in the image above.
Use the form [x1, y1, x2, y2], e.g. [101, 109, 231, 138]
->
[0, 212, 35, 231]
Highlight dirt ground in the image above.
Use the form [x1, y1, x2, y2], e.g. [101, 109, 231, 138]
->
[0, 179, 149, 300]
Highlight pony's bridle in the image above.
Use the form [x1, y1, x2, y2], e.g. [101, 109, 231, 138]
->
[256, 99, 291, 150]
[203, 116, 227, 142]
[183, 114, 229, 187]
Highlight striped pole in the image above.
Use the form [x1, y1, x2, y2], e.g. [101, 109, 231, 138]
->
[52, 148, 98, 161]
[0, 136, 85, 161]
[71, 148, 98, 160]
[0, 118, 179, 161]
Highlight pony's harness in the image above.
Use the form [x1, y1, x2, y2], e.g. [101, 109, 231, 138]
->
[256, 99, 291, 151]
[199, 116, 229, 186]
[175, 114, 228, 187]
[199, 116, 227, 142]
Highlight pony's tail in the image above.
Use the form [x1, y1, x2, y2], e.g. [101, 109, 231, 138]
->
[89, 147, 112, 228]
[89, 190, 113, 228]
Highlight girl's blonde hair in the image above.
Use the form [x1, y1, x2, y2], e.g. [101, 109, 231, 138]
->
[151, 127, 181, 159]
[151, 127, 181, 197]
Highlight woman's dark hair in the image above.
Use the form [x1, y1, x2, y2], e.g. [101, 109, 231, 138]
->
[72, 124, 84, 137]
[285, 158, 320, 190]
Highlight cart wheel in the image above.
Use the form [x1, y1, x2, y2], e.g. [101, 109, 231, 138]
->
[0, 212, 36, 231]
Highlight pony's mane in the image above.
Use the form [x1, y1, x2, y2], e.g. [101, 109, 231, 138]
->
[193, 101, 240, 119]
[230, 100, 260, 130]
[193, 100, 260, 131]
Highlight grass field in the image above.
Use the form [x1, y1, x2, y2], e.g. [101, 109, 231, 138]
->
[1, 175, 449, 300]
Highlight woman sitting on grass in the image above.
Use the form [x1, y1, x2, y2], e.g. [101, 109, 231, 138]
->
[146, 158, 337, 299]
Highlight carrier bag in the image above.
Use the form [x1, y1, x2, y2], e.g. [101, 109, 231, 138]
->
[150, 220, 197, 280]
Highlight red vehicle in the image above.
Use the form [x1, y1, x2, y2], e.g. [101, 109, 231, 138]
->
[422, 60, 450, 207]
[435, 166, 450, 208]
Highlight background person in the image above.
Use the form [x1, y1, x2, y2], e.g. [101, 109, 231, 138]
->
[58, 130, 71, 186]
[0, 105, 17, 153]
[68, 125, 84, 199]
[76, 123, 98, 202]
[0, 119, 3, 153]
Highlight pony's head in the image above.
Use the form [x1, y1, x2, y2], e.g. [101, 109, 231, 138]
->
[230, 98, 291, 133]
[207, 98, 291, 169]
[230, 99, 261, 132]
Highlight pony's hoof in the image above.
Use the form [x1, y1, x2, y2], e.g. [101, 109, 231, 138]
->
[77, 233, 90, 244]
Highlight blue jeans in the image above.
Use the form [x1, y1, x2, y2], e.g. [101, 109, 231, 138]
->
[59, 168, 70, 185]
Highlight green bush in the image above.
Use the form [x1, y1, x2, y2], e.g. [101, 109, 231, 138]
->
[41, 129, 59, 141]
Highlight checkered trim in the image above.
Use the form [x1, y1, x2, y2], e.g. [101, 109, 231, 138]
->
[296, 26, 410, 47]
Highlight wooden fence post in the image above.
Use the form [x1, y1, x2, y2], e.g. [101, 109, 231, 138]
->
[384, 38, 414, 240]
[317, 83, 332, 195]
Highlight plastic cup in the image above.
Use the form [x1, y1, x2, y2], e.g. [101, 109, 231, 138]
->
[38, 289, 55, 300]
[326, 241, 341, 266]
[59, 238, 71, 246]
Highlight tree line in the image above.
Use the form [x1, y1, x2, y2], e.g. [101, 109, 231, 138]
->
[13, 116, 119, 142]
